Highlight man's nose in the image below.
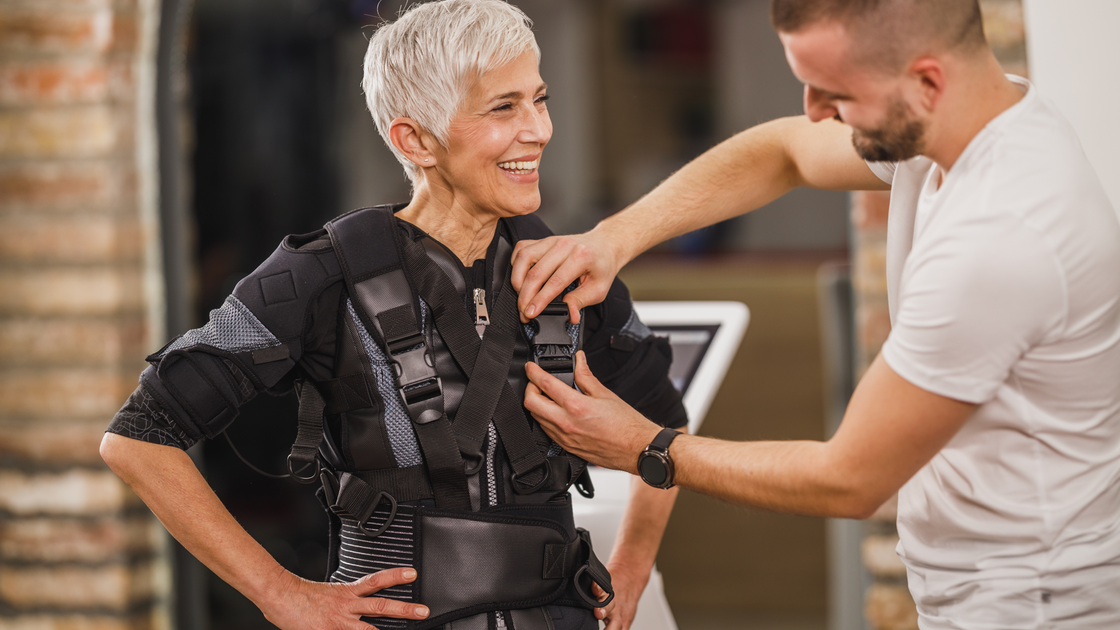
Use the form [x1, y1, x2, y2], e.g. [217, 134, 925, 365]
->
[803, 85, 839, 123]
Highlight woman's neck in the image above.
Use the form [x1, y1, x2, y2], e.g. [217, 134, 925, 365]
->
[396, 183, 499, 266]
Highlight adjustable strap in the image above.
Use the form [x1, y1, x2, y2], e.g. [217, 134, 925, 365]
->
[327, 208, 470, 511]
[287, 380, 325, 484]
[543, 528, 614, 607]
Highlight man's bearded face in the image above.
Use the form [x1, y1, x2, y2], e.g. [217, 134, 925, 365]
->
[851, 95, 926, 162]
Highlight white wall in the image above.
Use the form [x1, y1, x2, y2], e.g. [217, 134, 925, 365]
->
[1022, 0, 1120, 215]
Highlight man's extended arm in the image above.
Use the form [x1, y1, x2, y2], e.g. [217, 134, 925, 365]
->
[524, 353, 975, 518]
[512, 116, 888, 322]
[100, 434, 430, 630]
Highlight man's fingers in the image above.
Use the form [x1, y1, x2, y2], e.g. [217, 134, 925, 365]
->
[516, 239, 572, 318]
[522, 378, 567, 423]
[525, 361, 584, 410]
[572, 351, 608, 397]
[510, 238, 540, 292]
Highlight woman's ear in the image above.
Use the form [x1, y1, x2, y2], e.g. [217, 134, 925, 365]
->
[389, 117, 437, 167]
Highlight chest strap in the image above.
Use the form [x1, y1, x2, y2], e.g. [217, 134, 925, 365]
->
[397, 235, 556, 493]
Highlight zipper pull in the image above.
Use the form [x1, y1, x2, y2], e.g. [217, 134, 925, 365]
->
[474, 288, 489, 338]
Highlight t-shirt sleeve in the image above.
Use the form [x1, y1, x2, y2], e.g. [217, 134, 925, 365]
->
[865, 160, 897, 185]
[881, 219, 1066, 404]
[581, 280, 689, 430]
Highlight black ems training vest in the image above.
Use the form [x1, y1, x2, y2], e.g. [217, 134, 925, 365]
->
[286, 206, 611, 630]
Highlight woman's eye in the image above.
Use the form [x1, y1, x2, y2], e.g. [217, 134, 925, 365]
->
[535, 94, 550, 104]
[493, 103, 512, 111]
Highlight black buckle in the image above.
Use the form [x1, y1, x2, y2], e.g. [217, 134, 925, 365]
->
[511, 458, 552, 495]
[286, 453, 321, 484]
[389, 342, 444, 413]
[356, 491, 399, 539]
[385, 330, 425, 355]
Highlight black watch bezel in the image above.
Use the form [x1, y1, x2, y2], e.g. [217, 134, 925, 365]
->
[637, 428, 680, 489]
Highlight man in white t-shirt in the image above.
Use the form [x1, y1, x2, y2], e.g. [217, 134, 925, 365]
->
[507, 0, 1120, 628]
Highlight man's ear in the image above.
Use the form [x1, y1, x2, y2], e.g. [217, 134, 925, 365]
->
[389, 117, 437, 167]
[909, 57, 946, 113]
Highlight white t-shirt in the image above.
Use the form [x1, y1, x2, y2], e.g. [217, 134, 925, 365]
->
[867, 76, 1120, 629]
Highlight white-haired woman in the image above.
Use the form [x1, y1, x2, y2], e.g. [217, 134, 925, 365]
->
[102, 2, 687, 629]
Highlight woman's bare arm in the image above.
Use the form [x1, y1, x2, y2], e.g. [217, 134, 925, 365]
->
[100, 433, 430, 630]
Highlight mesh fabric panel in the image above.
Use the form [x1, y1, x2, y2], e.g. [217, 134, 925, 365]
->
[346, 299, 423, 468]
[160, 296, 281, 356]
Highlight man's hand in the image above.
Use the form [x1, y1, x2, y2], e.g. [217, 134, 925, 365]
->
[262, 567, 429, 630]
[511, 231, 622, 324]
[593, 560, 651, 630]
[524, 351, 660, 472]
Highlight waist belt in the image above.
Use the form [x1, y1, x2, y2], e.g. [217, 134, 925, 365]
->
[328, 499, 613, 630]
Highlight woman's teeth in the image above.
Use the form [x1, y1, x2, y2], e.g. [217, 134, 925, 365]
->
[498, 160, 537, 174]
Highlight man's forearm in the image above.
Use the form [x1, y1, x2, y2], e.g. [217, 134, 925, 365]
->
[670, 435, 877, 519]
[594, 117, 820, 266]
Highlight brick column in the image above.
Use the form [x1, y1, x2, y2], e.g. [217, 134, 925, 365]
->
[0, 0, 170, 628]
[851, 2, 1028, 628]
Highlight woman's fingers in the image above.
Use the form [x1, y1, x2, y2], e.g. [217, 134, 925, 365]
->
[347, 569, 429, 620]
[350, 567, 417, 596]
[353, 595, 429, 621]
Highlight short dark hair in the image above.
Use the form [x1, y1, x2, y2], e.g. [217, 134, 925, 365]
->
[771, 0, 987, 72]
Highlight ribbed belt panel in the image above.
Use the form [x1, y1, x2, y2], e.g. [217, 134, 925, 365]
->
[331, 506, 416, 630]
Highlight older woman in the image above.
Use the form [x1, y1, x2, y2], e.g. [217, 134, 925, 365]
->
[101, 2, 686, 629]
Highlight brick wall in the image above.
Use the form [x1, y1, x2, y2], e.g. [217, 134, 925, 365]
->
[0, 0, 169, 628]
[852, 2, 1028, 628]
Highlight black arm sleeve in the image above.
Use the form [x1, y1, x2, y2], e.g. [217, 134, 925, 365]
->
[582, 279, 688, 430]
[105, 229, 345, 448]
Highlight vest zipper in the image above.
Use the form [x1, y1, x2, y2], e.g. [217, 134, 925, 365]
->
[474, 288, 490, 338]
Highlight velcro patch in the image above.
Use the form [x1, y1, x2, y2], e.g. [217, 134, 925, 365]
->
[260, 271, 297, 305]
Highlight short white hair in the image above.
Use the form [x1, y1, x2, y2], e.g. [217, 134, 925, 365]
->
[362, 0, 541, 182]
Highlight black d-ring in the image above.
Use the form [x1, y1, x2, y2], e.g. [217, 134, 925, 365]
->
[357, 491, 399, 539]
[510, 458, 552, 495]
[574, 564, 614, 608]
[286, 454, 321, 484]
[462, 452, 484, 476]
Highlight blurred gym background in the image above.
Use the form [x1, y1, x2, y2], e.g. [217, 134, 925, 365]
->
[9, 1, 1115, 629]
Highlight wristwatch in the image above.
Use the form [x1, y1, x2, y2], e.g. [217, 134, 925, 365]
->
[637, 428, 681, 489]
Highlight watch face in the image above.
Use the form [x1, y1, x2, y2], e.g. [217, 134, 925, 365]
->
[639, 454, 669, 487]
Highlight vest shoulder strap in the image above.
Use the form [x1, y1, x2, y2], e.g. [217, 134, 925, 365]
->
[325, 206, 471, 510]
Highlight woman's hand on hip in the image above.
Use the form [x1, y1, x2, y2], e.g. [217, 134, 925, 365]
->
[261, 567, 429, 630]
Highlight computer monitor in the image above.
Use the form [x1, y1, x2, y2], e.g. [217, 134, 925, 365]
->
[635, 301, 750, 433]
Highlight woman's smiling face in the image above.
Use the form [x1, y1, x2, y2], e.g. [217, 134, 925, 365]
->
[430, 50, 552, 219]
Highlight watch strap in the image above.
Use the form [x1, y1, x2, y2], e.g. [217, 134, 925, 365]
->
[648, 427, 680, 453]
